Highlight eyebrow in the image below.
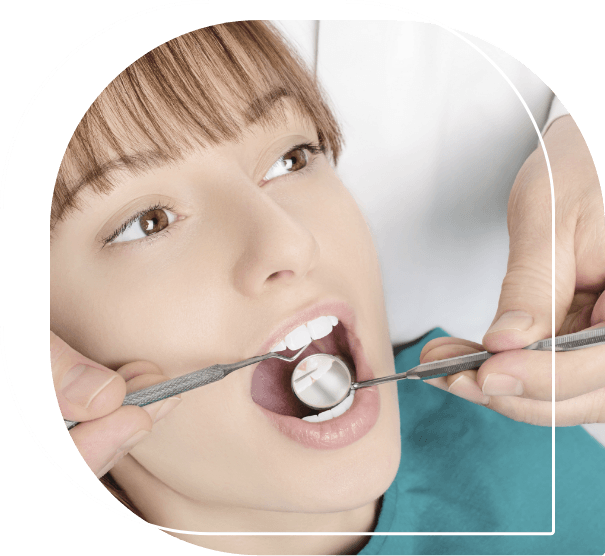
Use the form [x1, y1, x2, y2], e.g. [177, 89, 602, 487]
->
[244, 87, 289, 124]
[59, 88, 291, 218]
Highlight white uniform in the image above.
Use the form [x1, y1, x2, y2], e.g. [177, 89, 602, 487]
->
[276, 21, 605, 447]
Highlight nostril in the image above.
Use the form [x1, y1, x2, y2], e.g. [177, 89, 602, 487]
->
[267, 270, 295, 282]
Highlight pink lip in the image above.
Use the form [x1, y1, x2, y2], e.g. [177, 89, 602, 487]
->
[252, 299, 381, 449]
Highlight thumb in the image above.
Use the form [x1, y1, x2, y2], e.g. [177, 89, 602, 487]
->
[483, 181, 576, 352]
[51, 331, 126, 423]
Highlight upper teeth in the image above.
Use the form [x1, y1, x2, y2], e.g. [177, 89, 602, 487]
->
[271, 315, 339, 352]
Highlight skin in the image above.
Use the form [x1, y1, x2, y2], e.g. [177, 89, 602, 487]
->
[51, 105, 604, 552]
[51, 104, 401, 554]
[421, 116, 605, 426]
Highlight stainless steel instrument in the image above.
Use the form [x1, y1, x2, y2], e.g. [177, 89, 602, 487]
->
[290, 328, 605, 411]
[64, 327, 605, 429]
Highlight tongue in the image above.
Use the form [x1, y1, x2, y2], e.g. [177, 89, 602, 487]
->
[251, 354, 311, 418]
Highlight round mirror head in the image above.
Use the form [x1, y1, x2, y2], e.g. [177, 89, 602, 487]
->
[291, 354, 352, 411]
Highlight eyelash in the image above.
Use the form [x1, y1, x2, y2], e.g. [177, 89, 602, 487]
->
[101, 142, 324, 247]
[102, 202, 176, 246]
[288, 141, 324, 157]
[271, 142, 324, 178]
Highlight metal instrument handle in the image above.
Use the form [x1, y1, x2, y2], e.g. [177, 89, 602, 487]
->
[351, 327, 605, 390]
[64, 365, 225, 431]
[63, 343, 312, 430]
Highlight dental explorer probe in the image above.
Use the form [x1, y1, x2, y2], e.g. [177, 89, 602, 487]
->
[352, 327, 605, 388]
[63, 343, 313, 431]
[64, 328, 605, 429]
[290, 327, 605, 411]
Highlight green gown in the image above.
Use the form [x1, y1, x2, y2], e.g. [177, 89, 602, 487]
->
[359, 328, 605, 555]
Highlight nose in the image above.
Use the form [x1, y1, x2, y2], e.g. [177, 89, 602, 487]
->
[232, 191, 320, 297]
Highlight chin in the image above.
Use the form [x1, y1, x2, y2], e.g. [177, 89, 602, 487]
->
[286, 421, 402, 515]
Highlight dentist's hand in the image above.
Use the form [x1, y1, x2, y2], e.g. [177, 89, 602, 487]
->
[51, 331, 181, 477]
[421, 116, 605, 425]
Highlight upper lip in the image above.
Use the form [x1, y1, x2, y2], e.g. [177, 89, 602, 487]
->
[257, 298, 355, 357]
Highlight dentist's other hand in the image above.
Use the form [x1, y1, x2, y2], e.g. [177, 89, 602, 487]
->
[421, 116, 605, 425]
[420, 327, 605, 425]
[51, 331, 181, 477]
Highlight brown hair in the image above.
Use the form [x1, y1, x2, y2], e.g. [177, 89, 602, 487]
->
[100, 471, 144, 519]
[57, 20, 343, 518]
[52, 20, 343, 230]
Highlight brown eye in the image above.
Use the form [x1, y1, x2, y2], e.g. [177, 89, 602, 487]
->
[263, 147, 310, 181]
[139, 208, 169, 236]
[285, 148, 308, 172]
[108, 206, 177, 245]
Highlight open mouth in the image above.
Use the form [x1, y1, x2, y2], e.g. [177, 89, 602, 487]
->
[251, 316, 357, 420]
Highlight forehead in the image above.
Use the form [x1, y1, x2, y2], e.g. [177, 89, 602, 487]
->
[69, 95, 316, 196]
[65, 97, 314, 200]
[52, 22, 342, 227]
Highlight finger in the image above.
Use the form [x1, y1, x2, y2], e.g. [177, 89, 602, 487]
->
[483, 157, 576, 352]
[51, 331, 126, 423]
[591, 293, 605, 326]
[116, 360, 182, 424]
[480, 388, 605, 426]
[419, 337, 484, 362]
[117, 360, 166, 394]
[421, 341, 489, 405]
[446, 371, 490, 405]
[70, 405, 152, 477]
[477, 341, 605, 402]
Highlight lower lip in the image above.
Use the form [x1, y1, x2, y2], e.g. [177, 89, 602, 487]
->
[257, 385, 380, 449]
[253, 302, 380, 449]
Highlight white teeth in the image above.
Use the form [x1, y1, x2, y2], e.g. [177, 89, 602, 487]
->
[292, 357, 334, 393]
[306, 316, 333, 340]
[301, 391, 355, 422]
[305, 358, 319, 371]
[302, 414, 319, 422]
[270, 340, 287, 352]
[313, 358, 333, 379]
[294, 375, 314, 392]
[317, 409, 335, 422]
[271, 315, 339, 352]
[285, 324, 313, 350]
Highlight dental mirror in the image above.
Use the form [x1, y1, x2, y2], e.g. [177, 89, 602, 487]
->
[291, 327, 605, 411]
[65, 328, 605, 430]
[291, 354, 352, 411]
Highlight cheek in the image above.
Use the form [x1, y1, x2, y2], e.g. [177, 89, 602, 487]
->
[306, 177, 383, 287]
[311, 178, 389, 338]
[51, 241, 234, 374]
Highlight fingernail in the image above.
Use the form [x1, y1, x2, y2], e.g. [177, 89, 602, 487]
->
[117, 429, 150, 455]
[61, 364, 117, 408]
[486, 310, 534, 335]
[449, 375, 490, 405]
[142, 397, 182, 424]
[482, 374, 524, 396]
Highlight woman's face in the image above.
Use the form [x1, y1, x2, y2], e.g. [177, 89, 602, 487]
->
[50, 102, 402, 521]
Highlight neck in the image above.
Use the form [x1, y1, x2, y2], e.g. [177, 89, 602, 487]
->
[110, 455, 381, 555]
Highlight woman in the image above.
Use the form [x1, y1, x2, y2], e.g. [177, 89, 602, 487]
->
[50, 20, 605, 555]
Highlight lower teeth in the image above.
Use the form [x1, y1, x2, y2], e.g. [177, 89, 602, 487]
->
[301, 391, 355, 422]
